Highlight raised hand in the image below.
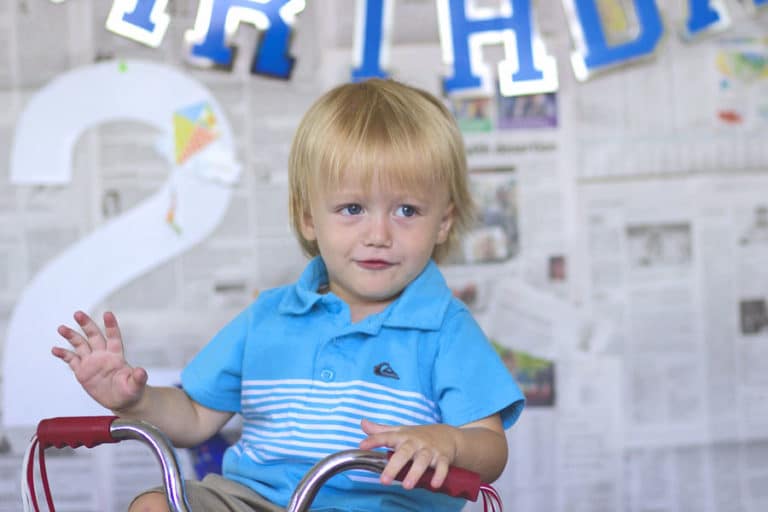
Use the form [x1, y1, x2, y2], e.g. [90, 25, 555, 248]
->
[359, 418, 459, 490]
[52, 310, 148, 412]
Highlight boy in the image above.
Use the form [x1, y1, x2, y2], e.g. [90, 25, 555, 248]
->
[53, 79, 525, 511]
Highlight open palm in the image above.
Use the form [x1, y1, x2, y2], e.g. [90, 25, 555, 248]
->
[52, 310, 147, 412]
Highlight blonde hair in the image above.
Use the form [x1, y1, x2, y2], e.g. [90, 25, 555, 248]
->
[288, 79, 473, 262]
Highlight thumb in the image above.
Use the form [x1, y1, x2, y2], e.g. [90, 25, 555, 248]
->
[131, 367, 148, 387]
[361, 418, 395, 435]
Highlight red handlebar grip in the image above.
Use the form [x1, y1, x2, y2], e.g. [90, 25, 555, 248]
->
[36, 416, 119, 449]
[391, 456, 482, 501]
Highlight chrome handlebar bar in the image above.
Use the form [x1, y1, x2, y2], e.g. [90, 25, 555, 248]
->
[31, 416, 481, 511]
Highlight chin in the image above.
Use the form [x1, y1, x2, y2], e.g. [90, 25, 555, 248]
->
[360, 288, 400, 303]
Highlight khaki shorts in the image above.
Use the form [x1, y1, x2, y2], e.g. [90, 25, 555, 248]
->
[133, 473, 284, 512]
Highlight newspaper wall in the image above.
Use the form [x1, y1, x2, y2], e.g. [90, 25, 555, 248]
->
[1, 1, 767, 511]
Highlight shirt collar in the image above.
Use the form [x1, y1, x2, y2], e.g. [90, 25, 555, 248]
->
[278, 257, 453, 332]
[380, 260, 452, 331]
[278, 256, 329, 315]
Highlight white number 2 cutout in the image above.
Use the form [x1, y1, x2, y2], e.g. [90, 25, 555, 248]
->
[3, 60, 239, 427]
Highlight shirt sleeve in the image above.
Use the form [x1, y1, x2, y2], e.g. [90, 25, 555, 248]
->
[433, 308, 525, 429]
[181, 307, 251, 413]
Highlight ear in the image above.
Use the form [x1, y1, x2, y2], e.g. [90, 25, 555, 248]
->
[436, 203, 455, 245]
[300, 209, 317, 242]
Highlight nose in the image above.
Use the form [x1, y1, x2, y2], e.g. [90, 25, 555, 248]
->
[364, 213, 392, 247]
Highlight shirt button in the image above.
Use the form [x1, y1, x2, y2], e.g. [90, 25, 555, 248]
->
[320, 369, 335, 381]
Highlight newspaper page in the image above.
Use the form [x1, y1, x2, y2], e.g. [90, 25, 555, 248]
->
[579, 173, 768, 512]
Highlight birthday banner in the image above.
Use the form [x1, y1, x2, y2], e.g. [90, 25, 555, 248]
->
[48, 0, 767, 96]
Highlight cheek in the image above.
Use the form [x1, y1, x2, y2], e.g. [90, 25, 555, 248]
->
[313, 221, 349, 249]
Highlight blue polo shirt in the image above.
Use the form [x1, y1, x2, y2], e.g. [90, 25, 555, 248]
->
[182, 257, 524, 511]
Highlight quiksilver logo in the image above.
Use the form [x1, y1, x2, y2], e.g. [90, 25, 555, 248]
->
[373, 362, 399, 380]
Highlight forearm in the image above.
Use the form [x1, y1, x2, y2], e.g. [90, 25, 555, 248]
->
[452, 424, 508, 483]
[112, 385, 229, 447]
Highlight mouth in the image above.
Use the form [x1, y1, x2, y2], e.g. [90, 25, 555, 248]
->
[356, 259, 394, 270]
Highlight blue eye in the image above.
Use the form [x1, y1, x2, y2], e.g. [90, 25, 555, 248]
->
[396, 205, 417, 217]
[341, 204, 363, 215]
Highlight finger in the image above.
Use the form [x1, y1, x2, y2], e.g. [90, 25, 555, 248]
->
[103, 311, 125, 354]
[359, 430, 397, 451]
[402, 449, 432, 489]
[51, 346, 81, 372]
[130, 367, 148, 387]
[116, 366, 148, 399]
[74, 310, 107, 350]
[359, 420, 400, 450]
[57, 324, 92, 356]
[361, 418, 395, 435]
[430, 455, 450, 488]
[380, 444, 415, 485]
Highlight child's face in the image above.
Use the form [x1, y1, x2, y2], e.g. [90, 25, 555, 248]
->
[300, 174, 454, 317]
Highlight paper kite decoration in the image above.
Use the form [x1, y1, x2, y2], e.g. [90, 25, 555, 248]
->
[173, 101, 219, 164]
